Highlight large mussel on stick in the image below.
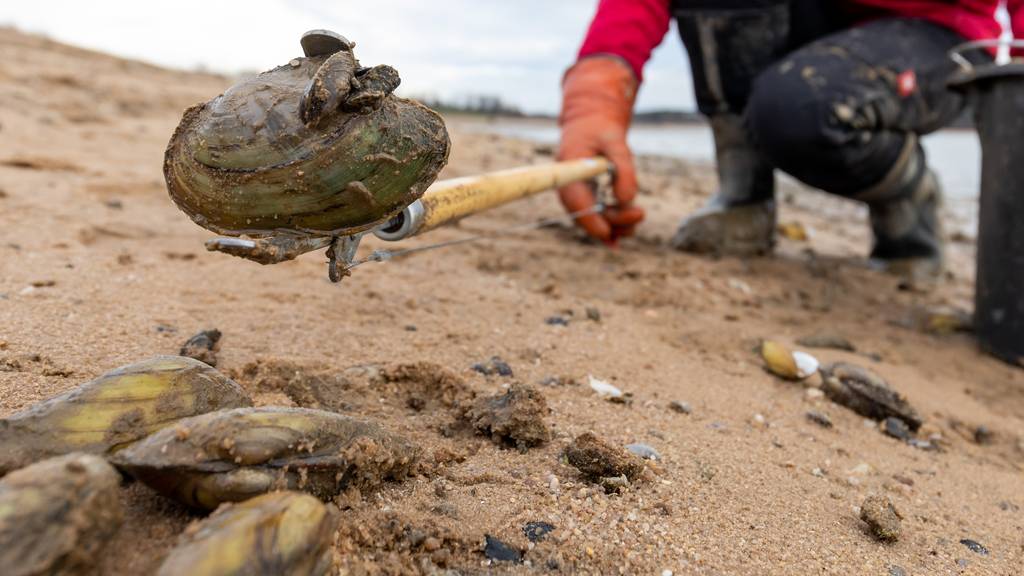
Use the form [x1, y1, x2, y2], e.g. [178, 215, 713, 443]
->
[157, 491, 338, 576]
[0, 356, 253, 475]
[0, 453, 123, 576]
[112, 407, 419, 510]
[164, 29, 450, 239]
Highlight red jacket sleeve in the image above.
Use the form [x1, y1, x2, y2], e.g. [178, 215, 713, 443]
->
[1010, 0, 1024, 42]
[577, 0, 672, 83]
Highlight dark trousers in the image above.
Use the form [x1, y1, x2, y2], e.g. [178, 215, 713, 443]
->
[746, 18, 973, 195]
[673, 0, 979, 196]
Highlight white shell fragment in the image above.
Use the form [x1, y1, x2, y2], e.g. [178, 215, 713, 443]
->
[625, 443, 661, 461]
[588, 375, 623, 399]
[793, 351, 820, 379]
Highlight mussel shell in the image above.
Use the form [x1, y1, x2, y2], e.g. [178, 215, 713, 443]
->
[113, 407, 418, 510]
[164, 55, 450, 236]
[820, 362, 923, 430]
[157, 491, 338, 576]
[0, 356, 253, 476]
[0, 453, 123, 576]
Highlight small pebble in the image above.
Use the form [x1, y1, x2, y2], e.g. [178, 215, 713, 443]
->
[522, 521, 555, 543]
[882, 417, 912, 441]
[907, 439, 936, 451]
[888, 565, 907, 576]
[973, 425, 995, 445]
[547, 474, 560, 495]
[471, 356, 514, 377]
[669, 400, 692, 414]
[806, 410, 833, 428]
[959, 538, 989, 555]
[484, 535, 522, 563]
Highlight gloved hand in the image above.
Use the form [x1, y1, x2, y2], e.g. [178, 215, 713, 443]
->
[558, 56, 645, 245]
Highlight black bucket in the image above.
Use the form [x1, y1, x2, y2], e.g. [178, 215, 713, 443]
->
[950, 46, 1024, 367]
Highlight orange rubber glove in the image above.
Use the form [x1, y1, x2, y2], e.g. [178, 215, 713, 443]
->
[558, 56, 645, 245]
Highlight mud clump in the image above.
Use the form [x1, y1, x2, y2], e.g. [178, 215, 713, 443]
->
[565, 433, 645, 492]
[1, 453, 123, 576]
[0, 356, 252, 475]
[462, 384, 551, 450]
[820, 362, 922, 431]
[112, 407, 419, 510]
[859, 495, 902, 542]
[179, 328, 221, 367]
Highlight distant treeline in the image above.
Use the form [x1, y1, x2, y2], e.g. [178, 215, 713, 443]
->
[411, 94, 975, 129]
[412, 94, 706, 124]
[414, 94, 527, 117]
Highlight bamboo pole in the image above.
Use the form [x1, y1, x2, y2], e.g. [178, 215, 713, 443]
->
[374, 157, 611, 241]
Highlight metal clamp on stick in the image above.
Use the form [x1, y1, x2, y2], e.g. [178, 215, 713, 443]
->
[373, 157, 612, 242]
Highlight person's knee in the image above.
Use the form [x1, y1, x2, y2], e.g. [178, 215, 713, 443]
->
[746, 60, 838, 167]
[746, 57, 888, 192]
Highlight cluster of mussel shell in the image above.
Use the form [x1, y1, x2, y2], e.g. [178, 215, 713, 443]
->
[0, 356, 419, 576]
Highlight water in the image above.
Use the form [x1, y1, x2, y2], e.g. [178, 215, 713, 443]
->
[467, 119, 981, 226]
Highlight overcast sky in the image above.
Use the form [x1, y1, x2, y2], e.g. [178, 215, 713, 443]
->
[0, 0, 695, 114]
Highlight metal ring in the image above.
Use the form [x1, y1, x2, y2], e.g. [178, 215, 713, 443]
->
[372, 200, 425, 242]
[949, 39, 1024, 69]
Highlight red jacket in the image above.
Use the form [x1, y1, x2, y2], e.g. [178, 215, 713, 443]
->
[579, 0, 1021, 81]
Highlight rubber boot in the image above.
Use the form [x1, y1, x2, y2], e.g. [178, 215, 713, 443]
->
[670, 114, 776, 255]
[670, 2, 792, 256]
[856, 137, 944, 284]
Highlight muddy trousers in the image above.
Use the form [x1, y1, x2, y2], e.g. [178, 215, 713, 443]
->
[744, 18, 970, 196]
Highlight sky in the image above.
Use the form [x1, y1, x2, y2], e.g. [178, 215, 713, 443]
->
[0, 0, 696, 115]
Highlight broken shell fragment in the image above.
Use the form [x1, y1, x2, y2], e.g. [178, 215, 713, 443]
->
[157, 491, 339, 576]
[0, 453, 123, 576]
[112, 407, 418, 510]
[793, 351, 820, 379]
[0, 356, 252, 475]
[761, 341, 817, 380]
[588, 375, 623, 398]
[819, 363, 922, 431]
[164, 30, 450, 239]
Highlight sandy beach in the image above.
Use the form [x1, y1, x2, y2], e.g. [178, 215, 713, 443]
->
[0, 28, 1021, 575]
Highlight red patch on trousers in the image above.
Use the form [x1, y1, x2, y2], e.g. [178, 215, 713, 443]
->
[897, 70, 917, 98]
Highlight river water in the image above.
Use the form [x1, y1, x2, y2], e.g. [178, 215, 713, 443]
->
[467, 119, 981, 228]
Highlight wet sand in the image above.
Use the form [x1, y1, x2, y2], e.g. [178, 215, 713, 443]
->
[0, 28, 1022, 575]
